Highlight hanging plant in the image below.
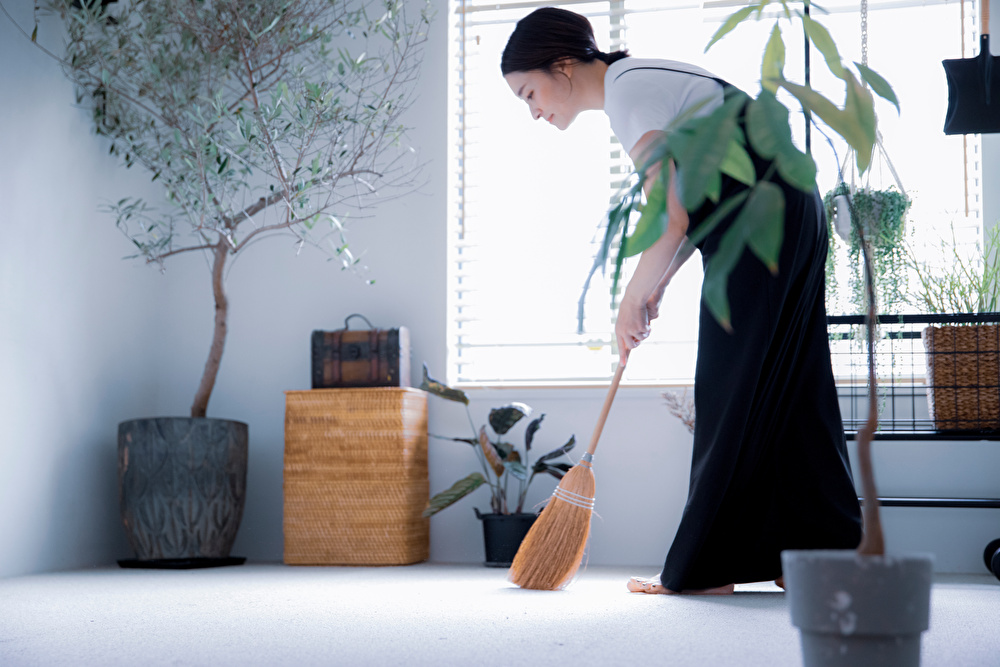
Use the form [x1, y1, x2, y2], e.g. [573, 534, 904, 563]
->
[824, 185, 910, 314]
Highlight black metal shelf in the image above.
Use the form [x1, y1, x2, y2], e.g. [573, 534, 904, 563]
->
[861, 497, 1000, 509]
[828, 312, 1000, 432]
[845, 431, 1000, 441]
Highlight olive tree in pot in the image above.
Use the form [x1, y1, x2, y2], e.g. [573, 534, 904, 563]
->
[596, 3, 931, 664]
[19, 0, 429, 566]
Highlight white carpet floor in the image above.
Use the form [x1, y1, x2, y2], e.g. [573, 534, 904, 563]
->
[1, 563, 998, 667]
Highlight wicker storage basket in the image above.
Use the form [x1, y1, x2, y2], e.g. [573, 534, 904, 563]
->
[922, 324, 1000, 431]
[283, 388, 429, 565]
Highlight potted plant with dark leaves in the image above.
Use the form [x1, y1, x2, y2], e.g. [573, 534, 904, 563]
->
[15, 0, 429, 567]
[420, 365, 576, 567]
[593, 3, 931, 665]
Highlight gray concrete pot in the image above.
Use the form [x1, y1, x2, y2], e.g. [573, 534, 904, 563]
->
[782, 550, 934, 667]
[118, 417, 248, 562]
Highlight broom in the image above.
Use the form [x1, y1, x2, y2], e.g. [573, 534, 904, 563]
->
[509, 358, 627, 590]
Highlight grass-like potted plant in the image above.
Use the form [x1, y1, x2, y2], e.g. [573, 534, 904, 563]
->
[419, 366, 576, 567]
[909, 222, 1000, 431]
[594, 3, 932, 664]
[14, 0, 429, 566]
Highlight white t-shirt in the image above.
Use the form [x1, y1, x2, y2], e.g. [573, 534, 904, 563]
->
[603, 58, 726, 155]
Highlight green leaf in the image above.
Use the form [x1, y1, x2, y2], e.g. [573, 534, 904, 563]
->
[802, 14, 846, 80]
[495, 441, 515, 460]
[845, 73, 877, 172]
[741, 182, 785, 273]
[419, 363, 469, 404]
[775, 147, 817, 192]
[705, 171, 723, 204]
[504, 460, 528, 481]
[746, 91, 792, 160]
[422, 473, 486, 517]
[31, 25, 37, 42]
[720, 138, 756, 187]
[686, 189, 750, 248]
[537, 435, 576, 464]
[778, 79, 874, 172]
[257, 12, 284, 38]
[536, 462, 573, 480]
[674, 97, 742, 210]
[701, 222, 746, 333]
[488, 402, 532, 435]
[761, 24, 785, 94]
[436, 436, 477, 447]
[524, 415, 544, 452]
[855, 62, 899, 114]
[623, 175, 668, 257]
[705, 5, 756, 52]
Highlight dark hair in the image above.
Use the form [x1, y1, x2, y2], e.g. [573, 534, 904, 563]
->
[500, 7, 629, 75]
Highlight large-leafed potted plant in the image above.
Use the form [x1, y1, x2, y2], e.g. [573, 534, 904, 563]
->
[15, 0, 429, 566]
[595, 2, 932, 664]
[420, 366, 576, 567]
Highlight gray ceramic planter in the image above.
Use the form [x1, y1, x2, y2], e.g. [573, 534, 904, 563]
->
[782, 550, 934, 667]
[118, 417, 248, 563]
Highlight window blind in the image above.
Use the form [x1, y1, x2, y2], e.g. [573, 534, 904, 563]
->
[447, 0, 983, 386]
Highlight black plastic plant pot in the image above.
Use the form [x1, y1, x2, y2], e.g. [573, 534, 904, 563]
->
[117, 417, 248, 568]
[782, 550, 934, 667]
[475, 509, 538, 568]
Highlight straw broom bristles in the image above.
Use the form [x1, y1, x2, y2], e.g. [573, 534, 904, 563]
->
[508, 459, 596, 590]
[508, 359, 626, 591]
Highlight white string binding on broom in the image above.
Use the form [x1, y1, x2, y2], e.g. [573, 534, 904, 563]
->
[552, 486, 595, 510]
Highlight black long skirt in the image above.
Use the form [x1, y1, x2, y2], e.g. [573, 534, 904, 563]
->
[659, 178, 863, 592]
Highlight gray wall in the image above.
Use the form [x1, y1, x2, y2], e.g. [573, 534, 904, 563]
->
[2, 2, 998, 579]
[0, 6, 161, 577]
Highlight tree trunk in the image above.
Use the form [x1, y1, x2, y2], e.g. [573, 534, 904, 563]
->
[190, 239, 230, 418]
[856, 225, 885, 556]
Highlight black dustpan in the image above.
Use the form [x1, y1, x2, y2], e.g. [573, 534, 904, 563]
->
[944, 0, 1000, 134]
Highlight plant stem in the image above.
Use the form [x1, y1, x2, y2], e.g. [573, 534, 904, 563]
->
[464, 404, 503, 510]
[855, 224, 885, 556]
[190, 238, 230, 418]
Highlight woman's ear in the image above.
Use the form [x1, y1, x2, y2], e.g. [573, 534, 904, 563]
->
[552, 58, 573, 79]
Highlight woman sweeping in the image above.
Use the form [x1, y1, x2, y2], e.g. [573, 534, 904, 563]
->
[501, 7, 863, 594]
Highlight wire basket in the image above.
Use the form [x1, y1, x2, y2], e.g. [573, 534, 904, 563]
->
[828, 313, 1000, 433]
[283, 388, 429, 565]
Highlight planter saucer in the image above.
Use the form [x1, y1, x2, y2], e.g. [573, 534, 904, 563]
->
[117, 557, 246, 570]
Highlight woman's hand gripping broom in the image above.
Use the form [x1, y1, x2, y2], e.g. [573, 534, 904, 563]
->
[508, 358, 627, 590]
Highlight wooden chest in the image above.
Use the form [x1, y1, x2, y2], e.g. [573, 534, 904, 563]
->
[311, 322, 410, 388]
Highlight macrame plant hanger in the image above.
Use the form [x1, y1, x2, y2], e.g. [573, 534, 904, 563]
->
[832, 0, 908, 242]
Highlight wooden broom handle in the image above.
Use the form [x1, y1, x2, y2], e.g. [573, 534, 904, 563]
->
[585, 358, 627, 456]
[984, 0, 990, 37]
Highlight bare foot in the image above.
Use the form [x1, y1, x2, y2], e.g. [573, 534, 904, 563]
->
[775, 577, 785, 590]
[627, 575, 735, 595]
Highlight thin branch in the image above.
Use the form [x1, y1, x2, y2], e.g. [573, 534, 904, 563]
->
[146, 242, 218, 263]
